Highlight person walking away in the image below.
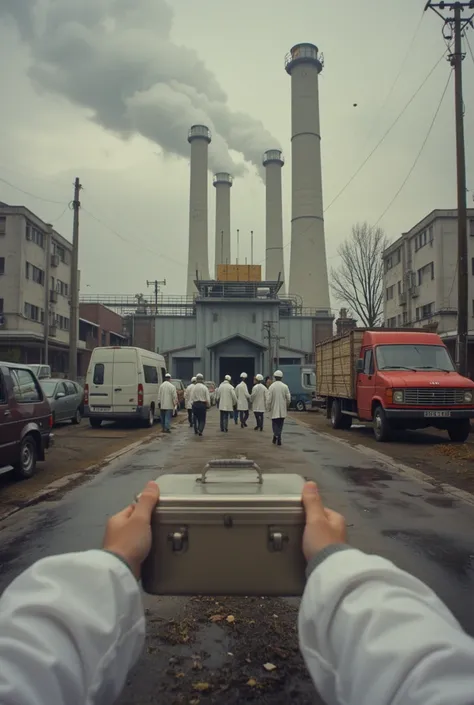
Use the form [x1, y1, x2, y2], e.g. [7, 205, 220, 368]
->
[216, 375, 237, 432]
[266, 369, 291, 445]
[236, 372, 251, 428]
[264, 376, 272, 389]
[184, 377, 196, 427]
[251, 374, 267, 431]
[191, 373, 211, 436]
[158, 373, 178, 433]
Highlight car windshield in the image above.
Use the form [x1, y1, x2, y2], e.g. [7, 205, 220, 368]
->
[170, 380, 181, 389]
[41, 381, 57, 397]
[376, 344, 455, 372]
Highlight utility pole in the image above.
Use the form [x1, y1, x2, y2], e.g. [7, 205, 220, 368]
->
[262, 320, 285, 374]
[425, 1, 473, 376]
[146, 279, 166, 314]
[68, 178, 81, 381]
[43, 223, 53, 365]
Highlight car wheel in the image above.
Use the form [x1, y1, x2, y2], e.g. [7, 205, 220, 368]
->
[72, 408, 81, 425]
[448, 419, 470, 443]
[373, 405, 391, 442]
[90, 418, 102, 429]
[12, 435, 37, 480]
[295, 400, 306, 412]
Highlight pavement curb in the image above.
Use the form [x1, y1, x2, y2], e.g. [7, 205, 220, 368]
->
[292, 417, 474, 509]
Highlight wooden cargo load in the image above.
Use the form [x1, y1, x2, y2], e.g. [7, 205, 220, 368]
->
[216, 264, 262, 282]
[316, 330, 364, 400]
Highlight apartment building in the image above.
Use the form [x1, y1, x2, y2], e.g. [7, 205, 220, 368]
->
[78, 303, 129, 378]
[383, 209, 474, 333]
[0, 201, 83, 372]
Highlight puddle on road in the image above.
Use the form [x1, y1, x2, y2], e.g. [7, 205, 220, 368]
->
[338, 466, 393, 487]
[425, 496, 457, 509]
[382, 529, 474, 580]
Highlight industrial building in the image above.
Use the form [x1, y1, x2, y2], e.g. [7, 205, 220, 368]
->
[81, 43, 333, 379]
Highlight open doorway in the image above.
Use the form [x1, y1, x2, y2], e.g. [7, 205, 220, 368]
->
[219, 356, 255, 391]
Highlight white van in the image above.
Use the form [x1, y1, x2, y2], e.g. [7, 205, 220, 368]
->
[84, 347, 167, 428]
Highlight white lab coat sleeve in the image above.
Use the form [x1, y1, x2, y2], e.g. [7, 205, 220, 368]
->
[0, 549, 145, 705]
[299, 547, 474, 705]
[285, 385, 291, 406]
[231, 388, 237, 406]
[265, 386, 273, 412]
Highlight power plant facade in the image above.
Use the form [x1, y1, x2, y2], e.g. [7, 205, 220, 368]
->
[213, 172, 233, 275]
[263, 149, 285, 286]
[186, 125, 211, 296]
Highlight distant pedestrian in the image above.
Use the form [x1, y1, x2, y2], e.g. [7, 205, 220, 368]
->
[216, 375, 237, 432]
[251, 374, 267, 431]
[265, 376, 272, 389]
[158, 373, 178, 433]
[236, 373, 251, 428]
[191, 373, 211, 436]
[266, 369, 291, 446]
[184, 377, 197, 427]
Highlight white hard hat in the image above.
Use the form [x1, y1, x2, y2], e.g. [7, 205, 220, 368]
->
[225, 375, 231, 381]
[191, 377, 197, 383]
[240, 372, 248, 379]
[256, 374, 264, 381]
[196, 373, 204, 380]
[273, 370, 283, 378]
[165, 373, 171, 378]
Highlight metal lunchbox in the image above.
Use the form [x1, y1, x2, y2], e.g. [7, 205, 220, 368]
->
[141, 459, 307, 597]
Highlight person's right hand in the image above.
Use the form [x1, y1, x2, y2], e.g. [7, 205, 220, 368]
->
[301, 482, 347, 561]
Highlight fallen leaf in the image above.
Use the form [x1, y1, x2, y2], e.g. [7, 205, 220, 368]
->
[175, 672, 185, 678]
[226, 615, 235, 624]
[193, 683, 210, 692]
[263, 663, 277, 672]
[247, 678, 257, 687]
[209, 614, 224, 623]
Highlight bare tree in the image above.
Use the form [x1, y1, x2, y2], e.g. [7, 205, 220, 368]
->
[331, 223, 388, 328]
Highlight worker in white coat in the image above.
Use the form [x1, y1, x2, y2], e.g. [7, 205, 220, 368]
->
[190, 373, 211, 436]
[158, 373, 178, 433]
[235, 372, 251, 428]
[216, 375, 237, 432]
[184, 377, 197, 427]
[250, 373, 267, 431]
[266, 369, 291, 445]
[2, 481, 474, 705]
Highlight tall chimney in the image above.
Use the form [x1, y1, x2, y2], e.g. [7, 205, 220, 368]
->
[285, 44, 330, 310]
[263, 149, 285, 285]
[186, 125, 211, 295]
[213, 172, 233, 275]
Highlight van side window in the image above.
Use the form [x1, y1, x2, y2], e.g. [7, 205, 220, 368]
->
[363, 350, 374, 375]
[143, 365, 158, 384]
[0, 372, 6, 404]
[93, 364, 105, 385]
[160, 368, 167, 382]
[12, 369, 41, 403]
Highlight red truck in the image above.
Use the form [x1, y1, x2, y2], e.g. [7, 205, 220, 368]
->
[316, 329, 474, 442]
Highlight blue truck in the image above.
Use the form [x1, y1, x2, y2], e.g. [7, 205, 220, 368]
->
[278, 365, 316, 411]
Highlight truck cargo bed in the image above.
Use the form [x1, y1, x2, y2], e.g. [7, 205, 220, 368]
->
[316, 330, 364, 399]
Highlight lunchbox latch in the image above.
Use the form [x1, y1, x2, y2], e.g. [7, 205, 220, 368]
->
[168, 527, 188, 552]
[268, 528, 288, 552]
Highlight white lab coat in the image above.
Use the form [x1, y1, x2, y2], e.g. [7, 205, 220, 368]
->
[250, 383, 267, 413]
[158, 380, 178, 410]
[184, 384, 195, 410]
[235, 381, 250, 411]
[266, 379, 290, 418]
[190, 383, 211, 406]
[216, 381, 237, 412]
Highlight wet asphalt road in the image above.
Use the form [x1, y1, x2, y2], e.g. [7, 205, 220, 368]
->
[1, 408, 474, 634]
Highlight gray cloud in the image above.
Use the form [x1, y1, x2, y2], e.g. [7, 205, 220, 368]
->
[1, 0, 278, 176]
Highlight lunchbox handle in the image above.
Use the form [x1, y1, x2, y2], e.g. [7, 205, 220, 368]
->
[198, 459, 263, 485]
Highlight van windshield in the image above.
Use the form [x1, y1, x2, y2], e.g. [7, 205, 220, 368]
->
[376, 345, 455, 372]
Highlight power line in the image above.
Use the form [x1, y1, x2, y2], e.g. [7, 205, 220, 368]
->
[324, 50, 448, 213]
[0, 175, 66, 205]
[374, 69, 453, 227]
[466, 31, 474, 65]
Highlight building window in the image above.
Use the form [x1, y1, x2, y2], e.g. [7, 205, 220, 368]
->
[0, 216, 5, 236]
[469, 220, 474, 237]
[56, 279, 69, 297]
[472, 258, 474, 276]
[25, 262, 45, 285]
[403, 311, 408, 325]
[396, 248, 401, 264]
[417, 262, 434, 286]
[397, 314, 402, 326]
[24, 302, 41, 321]
[386, 285, 394, 301]
[415, 307, 420, 321]
[428, 226, 434, 244]
[252, 313, 256, 323]
[422, 302, 434, 318]
[53, 242, 66, 263]
[0, 257, 4, 275]
[387, 316, 397, 328]
[397, 280, 402, 295]
[26, 224, 44, 248]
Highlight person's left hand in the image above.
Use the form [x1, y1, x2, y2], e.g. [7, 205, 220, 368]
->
[103, 481, 159, 579]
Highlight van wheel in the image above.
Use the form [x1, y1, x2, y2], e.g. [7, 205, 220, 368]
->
[72, 408, 81, 425]
[448, 419, 470, 443]
[295, 400, 306, 412]
[373, 406, 391, 442]
[144, 405, 154, 428]
[12, 435, 37, 480]
[90, 418, 102, 429]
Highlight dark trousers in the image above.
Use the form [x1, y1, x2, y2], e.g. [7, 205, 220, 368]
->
[193, 402, 207, 434]
[254, 412, 264, 430]
[272, 417, 285, 438]
[233, 409, 239, 424]
[220, 410, 230, 431]
[239, 410, 249, 426]
[187, 408, 193, 426]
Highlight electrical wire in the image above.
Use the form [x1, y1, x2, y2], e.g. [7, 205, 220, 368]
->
[466, 31, 474, 66]
[324, 50, 448, 214]
[0, 175, 66, 205]
[374, 69, 453, 227]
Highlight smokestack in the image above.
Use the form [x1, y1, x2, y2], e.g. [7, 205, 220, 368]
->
[285, 44, 330, 310]
[263, 149, 285, 285]
[187, 125, 211, 295]
[213, 172, 233, 274]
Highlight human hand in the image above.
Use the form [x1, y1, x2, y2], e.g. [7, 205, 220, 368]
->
[301, 482, 347, 561]
[103, 481, 160, 579]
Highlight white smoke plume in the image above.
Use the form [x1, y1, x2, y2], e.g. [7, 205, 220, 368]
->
[1, 0, 280, 176]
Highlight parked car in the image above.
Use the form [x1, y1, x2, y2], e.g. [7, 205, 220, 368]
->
[170, 379, 186, 416]
[205, 381, 217, 405]
[278, 364, 316, 411]
[0, 362, 54, 480]
[84, 347, 167, 428]
[41, 379, 84, 426]
[28, 364, 52, 380]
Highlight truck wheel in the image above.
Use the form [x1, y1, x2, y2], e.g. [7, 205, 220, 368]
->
[330, 400, 345, 429]
[448, 419, 470, 443]
[373, 406, 391, 442]
[90, 418, 102, 429]
[296, 400, 306, 412]
[12, 435, 37, 480]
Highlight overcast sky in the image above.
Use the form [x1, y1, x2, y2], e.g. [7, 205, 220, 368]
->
[0, 0, 473, 309]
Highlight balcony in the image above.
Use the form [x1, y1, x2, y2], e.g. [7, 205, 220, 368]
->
[398, 292, 407, 306]
[409, 286, 420, 298]
[49, 290, 58, 304]
[49, 324, 57, 337]
[50, 254, 59, 268]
